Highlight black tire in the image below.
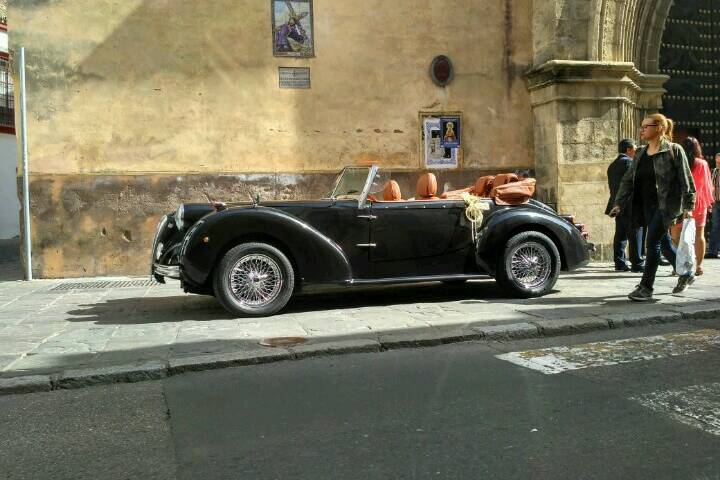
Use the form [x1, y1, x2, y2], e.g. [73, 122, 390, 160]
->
[496, 231, 560, 298]
[213, 242, 295, 317]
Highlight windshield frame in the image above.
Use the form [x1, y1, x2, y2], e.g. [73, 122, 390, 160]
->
[327, 166, 378, 208]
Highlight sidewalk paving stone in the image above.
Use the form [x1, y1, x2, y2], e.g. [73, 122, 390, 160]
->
[0, 261, 718, 394]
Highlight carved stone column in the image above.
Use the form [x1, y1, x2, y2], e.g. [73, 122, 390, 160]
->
[525, 60, 667, 258]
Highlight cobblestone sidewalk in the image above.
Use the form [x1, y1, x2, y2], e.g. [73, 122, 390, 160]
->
[0, 261, 718, 393]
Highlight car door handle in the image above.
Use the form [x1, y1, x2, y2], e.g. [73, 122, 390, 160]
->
[356, 243, 377, 248]
[357, 215, 377, 220]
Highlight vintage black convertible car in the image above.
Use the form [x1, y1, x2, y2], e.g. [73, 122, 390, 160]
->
[151, 166, 593, 317]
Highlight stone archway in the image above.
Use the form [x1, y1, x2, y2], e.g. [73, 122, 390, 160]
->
[526, 0, 673, 258]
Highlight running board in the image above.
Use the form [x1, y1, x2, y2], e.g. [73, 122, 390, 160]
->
[347, 274, 490, 286]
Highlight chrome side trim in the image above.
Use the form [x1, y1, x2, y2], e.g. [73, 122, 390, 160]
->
[356, 243, 377, 248]
[348, 274, 490, 286]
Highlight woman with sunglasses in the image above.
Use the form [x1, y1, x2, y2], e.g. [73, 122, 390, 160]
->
[609, 113, 696, 301]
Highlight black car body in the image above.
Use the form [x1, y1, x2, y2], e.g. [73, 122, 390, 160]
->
[151, 166, 593, 317]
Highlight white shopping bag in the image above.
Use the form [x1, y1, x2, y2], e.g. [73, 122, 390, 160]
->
[675, 218, 696, 276]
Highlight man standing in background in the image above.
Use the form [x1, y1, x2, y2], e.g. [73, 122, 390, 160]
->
[606, 139, 644, 272]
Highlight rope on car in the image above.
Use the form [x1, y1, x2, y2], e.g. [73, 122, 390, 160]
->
[461, 192, 490, 242]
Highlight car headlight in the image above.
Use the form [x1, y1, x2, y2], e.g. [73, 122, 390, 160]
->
[176, 204, 185, 230]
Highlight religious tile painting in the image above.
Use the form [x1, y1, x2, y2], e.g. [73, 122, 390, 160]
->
[272, 0, 314, 57]
[440, 117, 461, 148]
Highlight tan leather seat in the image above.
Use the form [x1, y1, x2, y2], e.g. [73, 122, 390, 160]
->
[439, 187, 470, 200]
[416, 173, 439, 200]
[490, 173, 519, 196]
[382, 180, 403, 201]
[494, 178, 536, 205]
[440, 174, 496, 200]
[473, 175, 496, 198]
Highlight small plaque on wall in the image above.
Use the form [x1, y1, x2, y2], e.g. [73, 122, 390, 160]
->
[279, 67, 311, 89]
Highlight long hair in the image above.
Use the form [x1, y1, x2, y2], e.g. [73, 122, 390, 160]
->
[645, 113, 675, 142]
[681, 136, 702, 170]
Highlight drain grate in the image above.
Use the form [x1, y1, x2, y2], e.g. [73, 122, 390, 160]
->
[50, 279, 159, 291]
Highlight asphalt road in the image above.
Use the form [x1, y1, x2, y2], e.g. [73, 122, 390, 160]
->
[2, 320, 719, 480]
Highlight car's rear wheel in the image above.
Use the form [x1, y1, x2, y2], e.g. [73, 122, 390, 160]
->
[496, 231, 560, 298]
[213, 242, 295, 317]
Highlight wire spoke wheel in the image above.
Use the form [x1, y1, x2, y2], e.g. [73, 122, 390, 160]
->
[508, 241, 552, 289]
[228, 254, 283, 310]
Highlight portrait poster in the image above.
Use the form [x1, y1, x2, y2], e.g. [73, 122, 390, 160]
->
[424, 118, 458, 169]
[272, 0, 314, 57]
[440, 117, 461, 148]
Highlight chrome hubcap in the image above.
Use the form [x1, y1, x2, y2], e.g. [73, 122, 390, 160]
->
[229, 254, 283, 309]
[509, 242, 552, 289]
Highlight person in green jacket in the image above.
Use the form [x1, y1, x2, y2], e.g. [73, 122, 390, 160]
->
[609, 113, 696, 301]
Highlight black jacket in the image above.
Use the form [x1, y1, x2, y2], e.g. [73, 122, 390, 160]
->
[615, 139, 696, 228]
[605, 154, 632, 216]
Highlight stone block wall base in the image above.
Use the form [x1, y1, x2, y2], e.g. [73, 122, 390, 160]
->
[23, 168, 528, 278]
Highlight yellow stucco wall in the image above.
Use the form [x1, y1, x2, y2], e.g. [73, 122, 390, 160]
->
[11, 0, 534, 176]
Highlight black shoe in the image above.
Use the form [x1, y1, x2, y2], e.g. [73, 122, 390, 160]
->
[628, 284, 653, 302]
[615, 264, 631, 272]
[631, 265, 645, 273]
[658, 256, 671, 266]
[672, 275, 696, 294]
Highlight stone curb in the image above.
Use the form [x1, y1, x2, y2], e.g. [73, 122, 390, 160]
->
[1, 305, 718, 396]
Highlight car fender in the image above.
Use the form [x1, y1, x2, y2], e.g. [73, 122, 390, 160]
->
[475, 207, 588, 274]
[180, 206, 353, 286]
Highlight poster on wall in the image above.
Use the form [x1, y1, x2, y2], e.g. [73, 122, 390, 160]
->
[423, 117, 458, 169]
[272, 0, 314, 57]
[440, 117, 461, 148]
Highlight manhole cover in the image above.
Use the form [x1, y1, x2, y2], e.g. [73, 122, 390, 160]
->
[50, 279, 158, 291]
[259, 337, 308, 348]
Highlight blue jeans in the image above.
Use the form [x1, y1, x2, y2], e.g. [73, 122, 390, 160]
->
[708, 203, 720, 255]
[640, 209, 677, 290]
[613, 217, 643, 268]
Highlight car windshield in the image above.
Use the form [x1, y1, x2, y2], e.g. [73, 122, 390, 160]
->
[329, 167, 371, 200]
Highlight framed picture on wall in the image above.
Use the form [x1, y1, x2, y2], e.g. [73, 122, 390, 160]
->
[423, 117, 458, 169]
[272, 0, 315, 57]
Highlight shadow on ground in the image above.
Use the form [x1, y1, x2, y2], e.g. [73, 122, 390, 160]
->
[0, 238, 22, 282]
[65, 280, 519, 325]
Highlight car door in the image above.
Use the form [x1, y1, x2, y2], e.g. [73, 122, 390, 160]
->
[286, 199, 373, 280]
[368, 199, 474, 278]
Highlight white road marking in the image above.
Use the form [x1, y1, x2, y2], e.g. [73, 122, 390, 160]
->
[496, 329, 720, 374]
[631, 383, 720, 437]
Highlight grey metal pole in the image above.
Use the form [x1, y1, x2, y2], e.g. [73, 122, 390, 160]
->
[19, 47, 31, 281]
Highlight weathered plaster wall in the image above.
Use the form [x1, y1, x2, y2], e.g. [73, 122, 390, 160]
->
[26, 168, 524, 277]
[12, 0, 534, 175]
[11, 0, 535, 277]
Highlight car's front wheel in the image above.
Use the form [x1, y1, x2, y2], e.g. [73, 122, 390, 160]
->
[213, 242, 295, 317]
[496, 231, 560, 298]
